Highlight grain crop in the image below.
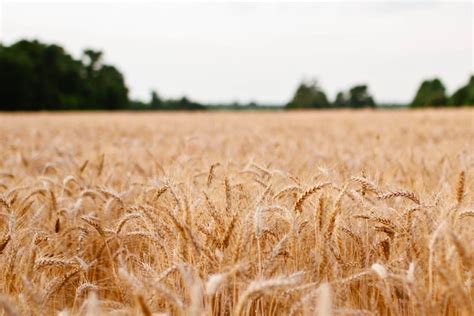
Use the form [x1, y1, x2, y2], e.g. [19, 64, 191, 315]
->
[0, 109, 472, 315]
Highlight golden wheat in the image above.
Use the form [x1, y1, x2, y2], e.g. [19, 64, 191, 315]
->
[0, 109, 472, 315]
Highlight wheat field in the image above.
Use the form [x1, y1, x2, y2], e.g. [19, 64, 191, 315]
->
[0, 109, 472, 315]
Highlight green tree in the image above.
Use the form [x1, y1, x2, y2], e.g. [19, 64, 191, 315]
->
[89, 65, 129, 110]
[168, 96, 205, 110]
[449, 75, 474, 106]
[83, 49, 103, 72]
[332, 85, 375, 108]
[81, 49, 128, 109]
[0, 40, 129, 110]
[286, 80, 329, 108]
[411, 78, 447, 107]
[0, 40, 84, 110]
[333, 91, 348, 108]
[348, 85, 376, 108]
[150, 90, 163, 109]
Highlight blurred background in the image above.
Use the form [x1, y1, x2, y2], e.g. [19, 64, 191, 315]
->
[0, 0, 472, 110]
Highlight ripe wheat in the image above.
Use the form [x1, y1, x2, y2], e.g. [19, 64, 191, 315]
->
[0, 109, 472, 315]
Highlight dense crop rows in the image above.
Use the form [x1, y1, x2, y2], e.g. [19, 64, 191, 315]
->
[0, 110, 472, 315]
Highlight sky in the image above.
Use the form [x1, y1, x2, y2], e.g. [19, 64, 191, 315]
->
[0, 0, 473, 104]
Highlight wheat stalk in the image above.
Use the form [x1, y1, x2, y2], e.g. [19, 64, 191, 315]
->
[455, 171, 465, 204]
[293, 182, 330, 213]
[378, 190, 421, 205]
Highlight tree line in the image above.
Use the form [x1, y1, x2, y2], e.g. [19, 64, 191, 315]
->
[287, 77, 474, 109]
[287, 80, 376, 109]
[0, 40, 204, 111]
[0, 39, 472, 110]
[0, 40, 128, 110]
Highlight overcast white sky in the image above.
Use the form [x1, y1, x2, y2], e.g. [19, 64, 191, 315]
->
[1, 1, 472, 104]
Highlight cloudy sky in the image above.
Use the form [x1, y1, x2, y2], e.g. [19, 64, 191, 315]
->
[1, 0, 472, 104]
